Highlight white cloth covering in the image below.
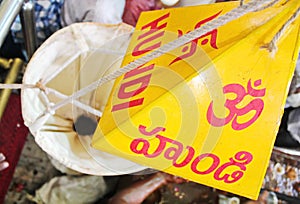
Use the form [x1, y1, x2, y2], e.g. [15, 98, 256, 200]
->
[22, 23, 146, 175]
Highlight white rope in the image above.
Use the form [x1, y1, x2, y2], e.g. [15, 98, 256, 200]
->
[0, 82, 102, 116]
[262, 7, 300, 57]
[0, 83, 36, 89]
[46, 87, 103, 117]
[39, 91, 51, 110]
[50, 0, 279, 113]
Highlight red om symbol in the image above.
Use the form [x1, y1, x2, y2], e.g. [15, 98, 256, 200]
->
[207, 79, 266, 130]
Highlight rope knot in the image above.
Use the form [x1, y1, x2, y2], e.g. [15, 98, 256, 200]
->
[35, 80, 46, 92]
[261, 41, 278, 56]
[46, 102, 55, 115]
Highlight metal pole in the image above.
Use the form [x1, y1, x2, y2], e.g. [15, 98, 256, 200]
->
[0, 58, 23, 120]
[20, 0, 37, 60]
[0, 0, 24, 48]
[0, 57, 13, 69]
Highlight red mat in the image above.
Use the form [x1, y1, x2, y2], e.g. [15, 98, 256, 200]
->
[0, 93, 29, 203]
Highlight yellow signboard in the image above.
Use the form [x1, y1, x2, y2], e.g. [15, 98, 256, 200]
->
[92, 0, 300, 199]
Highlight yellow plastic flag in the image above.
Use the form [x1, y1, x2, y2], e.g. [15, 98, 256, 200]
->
[92, 0, 300, 199]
